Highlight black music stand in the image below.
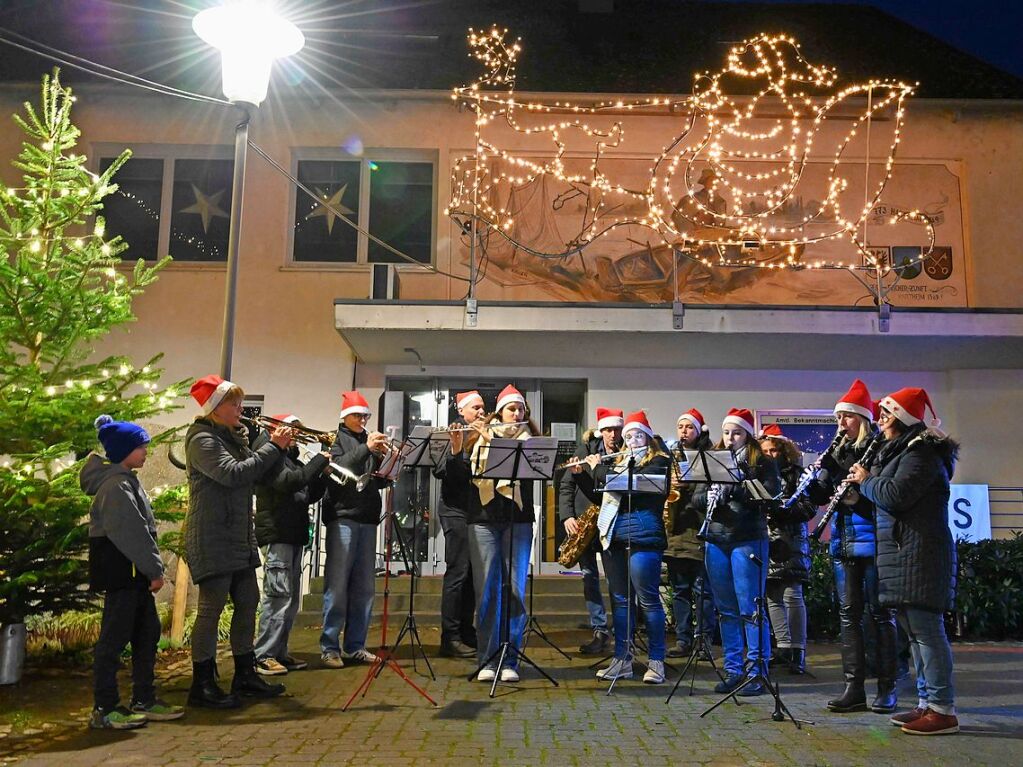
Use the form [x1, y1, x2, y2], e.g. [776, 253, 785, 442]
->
[391, 427, 444, 679]
[596, 458, 669, 694]
[523, 522, 570, 660]
[342, 437, 438, 711]
[467, 436, 560, 698]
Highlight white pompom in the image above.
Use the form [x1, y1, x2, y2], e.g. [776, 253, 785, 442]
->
[94, 414, 114, 429]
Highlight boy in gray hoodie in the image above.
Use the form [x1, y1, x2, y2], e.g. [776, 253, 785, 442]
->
[81, 415, 184, 729]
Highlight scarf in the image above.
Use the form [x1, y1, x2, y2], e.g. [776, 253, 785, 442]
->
[596, 445, 649, 550]
[471, 421, 532, 507]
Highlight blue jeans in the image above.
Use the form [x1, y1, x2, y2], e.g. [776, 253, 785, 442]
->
[578, 546, 609, 631]
[320, 519, 377, 655]
[705, 538, 771, 676]
[255, 543, 304, 661]
[604, 546, 666, 661]
[469, 522, 532, 670]
[665, 556, 716, 645]
[899, 607, 956, 715]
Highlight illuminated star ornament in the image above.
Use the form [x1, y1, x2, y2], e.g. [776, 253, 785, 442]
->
[446, 28, 939, 303]
[179, 184, 229, 233]
[306, 184, 354, 235]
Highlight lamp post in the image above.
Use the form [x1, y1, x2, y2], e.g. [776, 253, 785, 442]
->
[192, 1, 304, 379]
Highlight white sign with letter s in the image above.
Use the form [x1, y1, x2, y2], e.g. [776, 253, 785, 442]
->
[948, 484, 991, 541]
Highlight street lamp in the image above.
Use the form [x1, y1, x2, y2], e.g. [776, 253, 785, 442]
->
[192, 1, 304, 378]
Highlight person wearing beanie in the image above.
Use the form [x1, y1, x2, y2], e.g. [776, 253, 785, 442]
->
[184, 376, 292, 708]
[466, 385, 541, 684]
[703, 408, 781, 697]
[847, 388, 960, 736]
[664, 408, 717, 659]
[81, 415, 183, 729]
[758, 425, 815, 675]
[432, 391, 486, 659]
[591, 410, 671, 685]
[319, 390, 390, 669]
[557, 407, 624, 655]
[252, 415, 331, 676]
[806, 379, 899, 715]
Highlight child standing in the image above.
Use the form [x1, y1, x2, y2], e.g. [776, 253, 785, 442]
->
[81, 415, 184, 729]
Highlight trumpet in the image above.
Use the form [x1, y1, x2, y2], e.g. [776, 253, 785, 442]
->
[326, 461, 372, 492]
[242, 415, 336, 447]
[558, 449, 632, 470]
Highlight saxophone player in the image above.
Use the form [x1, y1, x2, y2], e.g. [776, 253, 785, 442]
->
[556, 407, 623, 655]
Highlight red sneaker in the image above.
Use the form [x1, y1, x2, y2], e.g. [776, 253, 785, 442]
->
[901, 709, 959, 735]
[889, 707, 928, 726]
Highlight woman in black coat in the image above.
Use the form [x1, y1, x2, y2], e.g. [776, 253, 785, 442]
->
[848, 387, 960, 736]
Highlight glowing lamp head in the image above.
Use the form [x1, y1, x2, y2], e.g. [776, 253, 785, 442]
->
[193, 1, 304, 106]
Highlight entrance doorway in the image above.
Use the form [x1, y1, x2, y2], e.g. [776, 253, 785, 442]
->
[381, 377, 587, 575]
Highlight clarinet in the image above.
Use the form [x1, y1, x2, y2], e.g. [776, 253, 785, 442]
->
[811, 435, 883, 542]
[781, 430, 846, 509]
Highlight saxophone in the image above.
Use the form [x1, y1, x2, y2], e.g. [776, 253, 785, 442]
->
[557, 503, 600, 567]
[663, 447, 684, 536]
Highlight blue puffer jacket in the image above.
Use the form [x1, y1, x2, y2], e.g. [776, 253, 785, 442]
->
[860, 424, 959, 613]
[595, 453, 670, 551]
[807, 437, 877, 559]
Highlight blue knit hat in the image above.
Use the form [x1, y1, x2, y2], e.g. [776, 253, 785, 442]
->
[94, 415, 151, 463]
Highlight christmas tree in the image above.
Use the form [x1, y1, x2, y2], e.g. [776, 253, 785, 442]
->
[0, 70, 185, 625]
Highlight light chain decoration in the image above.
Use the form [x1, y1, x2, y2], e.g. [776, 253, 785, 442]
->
[446, 28, 937, 296]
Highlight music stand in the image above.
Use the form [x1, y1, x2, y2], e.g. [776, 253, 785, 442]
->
[342, 436, 437, 711]
[390, 426, 442, 679]
[523, 507, 571, 660]
[596, 458, 668, 694]
[468, 436, 560, 698]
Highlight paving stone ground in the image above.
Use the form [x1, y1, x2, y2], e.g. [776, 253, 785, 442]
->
[2, 624, 1021, 766]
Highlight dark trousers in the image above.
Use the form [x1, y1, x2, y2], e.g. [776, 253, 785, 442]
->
[834, 556, 897, 685]
[665, 556, 716, 645]
[440, 515, 476, 644]
[93, 585, 161, 711]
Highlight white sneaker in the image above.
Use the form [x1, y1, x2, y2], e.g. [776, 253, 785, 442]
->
[596, 657, 633, 680]
[643, 660, 666, 684]
[499, 667, 520, 683]
[477, 667, 497, 682]
[341, 648, 379, 664]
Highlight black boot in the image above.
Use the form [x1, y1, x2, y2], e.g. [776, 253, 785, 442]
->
[787, 648, 806, 675]
[188, 659, 241, 709]
[827, 631, 866, 712]
[871, 609, 898, 713]
[769, 648, 791, 668]
[231, 651, 285, 698]
[827, 682, 867, 712]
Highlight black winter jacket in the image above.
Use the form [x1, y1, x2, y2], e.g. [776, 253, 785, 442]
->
[323, 426, 386, 525]
[433, 420, 472, 520]
[767, 462, 815, 582]
[701, 453, 781, 546]
[860, 424, 959, 614]
[255, 448, 328, 546]
[556, 431, 607, 521]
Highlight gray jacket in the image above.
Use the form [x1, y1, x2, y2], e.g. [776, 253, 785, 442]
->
[81, 453, 164, 582]
[184, 418, 283, 584]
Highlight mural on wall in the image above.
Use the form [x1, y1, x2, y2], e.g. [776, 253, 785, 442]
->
[448, 29, 966, 307]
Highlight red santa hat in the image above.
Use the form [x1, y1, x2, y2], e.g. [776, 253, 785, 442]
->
[270, 413, 300, 425]
[759, 423, 794, 443]
[596, 407, 624, 430]
[834, 379, 875, 421]
[190, 374, 236, 416]
[455, 390, 484, 410]
[339, 390, 371, 419]
[722, 408, 755, 437]
[879, 387, 941, 429]
[622, 410, 655, 439]
[677, 407, 707, 433]
[495, 384, 525, 413]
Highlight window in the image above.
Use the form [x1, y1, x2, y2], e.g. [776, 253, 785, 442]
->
[96, 147, 233, 263]
[291, 152, 435, 266]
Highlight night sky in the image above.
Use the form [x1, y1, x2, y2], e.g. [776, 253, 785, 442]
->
[720, 0, 1023, 78]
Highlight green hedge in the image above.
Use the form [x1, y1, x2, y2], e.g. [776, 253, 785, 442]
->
[806, 533, 1023, 641]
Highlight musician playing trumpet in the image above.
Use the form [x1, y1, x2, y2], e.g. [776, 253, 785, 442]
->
[556, 407, 624, 655]
[319, 390, 389, 670]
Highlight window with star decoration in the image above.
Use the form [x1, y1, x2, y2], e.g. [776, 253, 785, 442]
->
[291, 157, 434, 265]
